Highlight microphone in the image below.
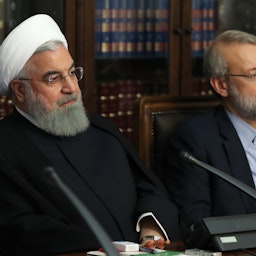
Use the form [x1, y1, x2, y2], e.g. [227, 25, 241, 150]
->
[180, 152, 256, 251]
[43, 166, 120, 256]
[180, 151, 256, 200]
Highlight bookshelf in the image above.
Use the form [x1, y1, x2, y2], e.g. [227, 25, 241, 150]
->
[93, 0, 171, 142]
[66, 0, 219, 143]
[1, 0, 255, 144]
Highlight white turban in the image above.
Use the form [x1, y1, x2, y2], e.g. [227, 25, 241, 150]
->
[0, 14, 68, 95]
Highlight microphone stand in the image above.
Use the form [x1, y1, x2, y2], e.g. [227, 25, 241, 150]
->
[180, 151, 256, 251]
[44, 166, 120, 256]
[180, 151, 256, 200]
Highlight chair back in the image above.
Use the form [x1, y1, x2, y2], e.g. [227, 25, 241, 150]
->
[134, 95, 220, 180]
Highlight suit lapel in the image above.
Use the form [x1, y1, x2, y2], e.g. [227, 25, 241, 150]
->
[217, 107, 256, 211]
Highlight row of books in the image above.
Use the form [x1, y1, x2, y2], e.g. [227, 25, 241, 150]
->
[96, 79, 167, 143]
[95, 0, 169, 58]
[192, 0, 217, 57]
[95, 0, 218, 59]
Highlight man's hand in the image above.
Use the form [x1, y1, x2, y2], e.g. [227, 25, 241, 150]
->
[140, 235, 171, 249]
[139, 216, 171, 249]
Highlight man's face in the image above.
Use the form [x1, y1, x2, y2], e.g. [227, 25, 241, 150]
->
[18, 45, 89, 136]
[221, 43, 256, 121]
[24, 45, 81, 112]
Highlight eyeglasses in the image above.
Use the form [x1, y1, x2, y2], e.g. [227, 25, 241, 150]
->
[18, 67, 84, 86]
[225, 73, 256, 82]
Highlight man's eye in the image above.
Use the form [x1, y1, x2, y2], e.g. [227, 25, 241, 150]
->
[47, 74, 60, 82]
[69, 70, 76, 76]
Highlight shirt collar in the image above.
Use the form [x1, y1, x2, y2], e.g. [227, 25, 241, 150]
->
[226, 109, 256, 147]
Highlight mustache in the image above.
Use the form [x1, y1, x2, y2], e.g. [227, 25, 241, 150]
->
[57, 93, 78, 106]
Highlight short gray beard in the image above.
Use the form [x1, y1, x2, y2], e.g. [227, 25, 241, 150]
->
[229, 81, 256, 120]
[24, 86, 90, 137]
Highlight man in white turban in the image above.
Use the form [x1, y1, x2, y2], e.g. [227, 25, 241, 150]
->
[0, 14, 180, 256]
[0, 14, 68, 95]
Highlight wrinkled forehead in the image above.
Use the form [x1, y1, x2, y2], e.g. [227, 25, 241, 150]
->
[219, 42, 256, 71]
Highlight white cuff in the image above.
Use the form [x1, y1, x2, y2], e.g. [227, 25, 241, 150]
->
[136, 212, 169, 240]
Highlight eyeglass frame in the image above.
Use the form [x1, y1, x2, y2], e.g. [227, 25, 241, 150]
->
[17, 66, 84, 86]
[224, 73, 256, 81]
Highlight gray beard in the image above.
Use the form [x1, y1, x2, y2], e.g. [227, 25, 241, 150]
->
[24, 88, 90, 137]
[229, 81, 256, 120]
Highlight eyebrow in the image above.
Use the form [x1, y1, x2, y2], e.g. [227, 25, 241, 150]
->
[249, 68, 256, 73]
[42, 63, 76, 78]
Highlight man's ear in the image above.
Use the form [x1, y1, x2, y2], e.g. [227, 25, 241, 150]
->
[11, 80, 26, 102]
[210, 76, 229, 97]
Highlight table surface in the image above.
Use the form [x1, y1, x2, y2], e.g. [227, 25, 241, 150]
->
[54, 242, 256, 256]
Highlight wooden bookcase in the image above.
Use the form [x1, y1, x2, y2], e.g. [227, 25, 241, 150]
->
[65, 0, 194, 112]
[64, 0, 218, 143]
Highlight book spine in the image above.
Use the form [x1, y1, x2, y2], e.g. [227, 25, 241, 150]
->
[97, 79, 144, 144]
[126, 0, 136, 56]
[154, 0, 169, 57]
[145, 0, 155, 57]
[0, 96, 13, 119]
[202, 0, 209, 53]
[192, 0, 217, 58]
[96, 0, 112, 58]
[110, 0, 120, 57]
[116, 0, 127, 57]
[135, 0, 146, 57]
[97, 81, 110, 116]
[192, 0, 202, 57]
[0, 96, 6, 119]
[95, 0, 103, 57]
[207, 0, 217, 46]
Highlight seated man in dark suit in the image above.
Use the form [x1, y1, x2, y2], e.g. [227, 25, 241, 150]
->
[0, 14, 180, 256]
[163, 30, 256, 237]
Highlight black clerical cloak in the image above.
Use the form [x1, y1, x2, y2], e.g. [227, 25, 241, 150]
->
[0, 110, 180, 255]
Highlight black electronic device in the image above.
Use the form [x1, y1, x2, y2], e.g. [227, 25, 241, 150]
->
[185, 213, 256, 251]
[180, 151, 256, 251]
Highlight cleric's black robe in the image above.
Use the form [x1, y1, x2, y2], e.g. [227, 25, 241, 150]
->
[0, 110, 180, 256]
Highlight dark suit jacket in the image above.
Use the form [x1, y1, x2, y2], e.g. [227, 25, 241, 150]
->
[0, 110, 180, 256]
[164, 105, 256, 230]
